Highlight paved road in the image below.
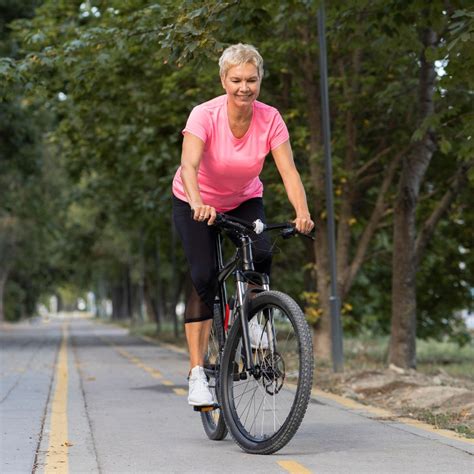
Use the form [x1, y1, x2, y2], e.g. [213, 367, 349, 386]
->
[1, 315, 473, 474]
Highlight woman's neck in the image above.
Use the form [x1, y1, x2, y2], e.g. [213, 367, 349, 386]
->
[227, 101, 253, 123]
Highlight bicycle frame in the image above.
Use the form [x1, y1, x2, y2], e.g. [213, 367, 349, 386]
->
[214, 229, 270, 374]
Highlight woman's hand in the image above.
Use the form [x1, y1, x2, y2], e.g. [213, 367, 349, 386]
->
[293, 213, 314, 235]
[191, 203, 217, 225]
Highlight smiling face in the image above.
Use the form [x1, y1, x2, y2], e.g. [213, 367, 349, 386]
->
[221, 62, 261, 109]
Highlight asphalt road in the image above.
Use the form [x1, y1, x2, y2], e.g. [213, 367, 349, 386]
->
[1, 315, 473, 474]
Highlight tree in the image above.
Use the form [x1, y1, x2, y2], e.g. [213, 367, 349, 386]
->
[2, 1, 471, 364]
[389, 3, 474, 368]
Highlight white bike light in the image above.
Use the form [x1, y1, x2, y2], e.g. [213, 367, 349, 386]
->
[253, 219, 265, 234]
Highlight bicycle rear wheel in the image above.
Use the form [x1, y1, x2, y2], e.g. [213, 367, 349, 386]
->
[201, 307, 228, 440]
[220, 290, 313, 454]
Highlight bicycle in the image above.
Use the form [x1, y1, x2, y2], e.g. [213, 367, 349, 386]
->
[197, 212, 314, 454]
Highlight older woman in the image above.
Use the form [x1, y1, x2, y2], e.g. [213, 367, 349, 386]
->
[172, 43, 314, 406]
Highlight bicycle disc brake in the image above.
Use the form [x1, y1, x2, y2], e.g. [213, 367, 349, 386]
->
[261, 352, 285, 395]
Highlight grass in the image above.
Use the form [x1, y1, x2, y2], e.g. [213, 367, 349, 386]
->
[339, 334, 474, 381]
[400, 407, 474, 439]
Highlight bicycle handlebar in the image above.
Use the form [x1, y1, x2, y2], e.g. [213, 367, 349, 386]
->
[213, 213, 315, 241]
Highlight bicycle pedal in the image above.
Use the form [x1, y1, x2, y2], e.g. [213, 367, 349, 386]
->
[193, 403, 220, 412]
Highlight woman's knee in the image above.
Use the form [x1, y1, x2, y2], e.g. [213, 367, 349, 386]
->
[191, 267, 217, 296]
[253, 245, 272, 275]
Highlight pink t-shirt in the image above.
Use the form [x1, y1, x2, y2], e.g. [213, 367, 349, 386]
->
[172, 95, 289, 212]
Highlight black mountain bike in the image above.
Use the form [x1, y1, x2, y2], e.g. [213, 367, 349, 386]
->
[198, 213, 314, 455]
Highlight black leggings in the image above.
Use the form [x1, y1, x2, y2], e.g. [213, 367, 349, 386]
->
[172, 195, 272, 323]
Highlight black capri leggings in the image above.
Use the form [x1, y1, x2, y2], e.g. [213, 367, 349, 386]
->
[172, 195, 272, 324]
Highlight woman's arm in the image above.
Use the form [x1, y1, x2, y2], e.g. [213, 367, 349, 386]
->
[272, 140, 314, 234]
[180, 132, 216, 224]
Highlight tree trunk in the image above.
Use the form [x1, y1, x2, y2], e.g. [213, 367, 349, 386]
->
[336, 54, 359, 297]
[0, 270, 7, 322]
[389, 27, 437, 369]
[154, 232, 163, 332]
[0, 218, 17, 323]
[313, 229, 332, 360]
[299, 43, 333, 360]
[138, 231, 146, 322]
[171, 222, 179, 337]
[111, 284, 124, 320]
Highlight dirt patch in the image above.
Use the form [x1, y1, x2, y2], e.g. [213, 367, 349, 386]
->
[315, 367, 474, 438]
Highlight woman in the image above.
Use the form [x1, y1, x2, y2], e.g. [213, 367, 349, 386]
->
[172, 43, 314, 406]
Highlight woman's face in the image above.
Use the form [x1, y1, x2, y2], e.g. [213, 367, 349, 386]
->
[221, 62, 261, 108]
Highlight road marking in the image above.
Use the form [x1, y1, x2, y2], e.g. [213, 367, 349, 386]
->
[143, 366, 163, 378]
[100, 336, 168, 383]
[312, 388, 474, 445]
[99, 334, 189, 398]
[278, 460, 313, 473]
[139, 335, 188, 355]
[45, 324, 69, 474]
[173, 388, 187, 396]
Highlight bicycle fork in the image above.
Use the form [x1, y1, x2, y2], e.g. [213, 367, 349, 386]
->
[235, 271, 272, 376]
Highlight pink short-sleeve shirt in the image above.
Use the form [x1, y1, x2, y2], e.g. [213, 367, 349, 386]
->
[172, 95, 289, 212]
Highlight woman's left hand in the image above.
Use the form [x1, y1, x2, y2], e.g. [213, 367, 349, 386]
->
[293, 214, 314, 235]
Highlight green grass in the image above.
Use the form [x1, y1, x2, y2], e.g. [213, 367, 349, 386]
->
[339, 334, 474, 381]
[400, 408, 474, 439]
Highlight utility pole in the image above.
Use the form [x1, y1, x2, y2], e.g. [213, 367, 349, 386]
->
[317, 1, 344, 372]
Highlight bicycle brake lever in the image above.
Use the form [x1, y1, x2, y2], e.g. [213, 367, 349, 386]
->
[281, 227, 316, 241]
[214, 213, 225, 225]
[281, 227, 297, 239]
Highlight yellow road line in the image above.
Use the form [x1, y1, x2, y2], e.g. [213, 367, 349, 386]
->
[278, 460, 313, 474]
[139, 335, 188, 355]
[312, 388, 474, 445]
[173, 388, 187, 396]
[45, 324, 70, 474]
[100, 336, 165, 382]
[100, 336, 186, 396]
[143, 366, 163, 378]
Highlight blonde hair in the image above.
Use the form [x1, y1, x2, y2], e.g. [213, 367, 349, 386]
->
[218, 43, 264, 78]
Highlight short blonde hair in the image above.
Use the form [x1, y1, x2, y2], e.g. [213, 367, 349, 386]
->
[218, 43, 264, 78]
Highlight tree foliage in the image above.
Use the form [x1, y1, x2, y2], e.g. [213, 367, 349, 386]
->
[1, 1, 472, 361]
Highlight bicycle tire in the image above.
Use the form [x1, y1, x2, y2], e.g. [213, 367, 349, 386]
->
[201, 306, 228, 440]
[220, 290, 313, 454]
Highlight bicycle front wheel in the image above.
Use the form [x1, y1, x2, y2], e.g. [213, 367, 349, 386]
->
[201, 309, 228, 440]
[220, 290, 313, 454]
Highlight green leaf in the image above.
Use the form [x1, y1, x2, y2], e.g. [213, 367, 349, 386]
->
[439, 137, 452, 154]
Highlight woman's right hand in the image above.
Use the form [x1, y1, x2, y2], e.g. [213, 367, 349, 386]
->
[191, 203, 217, 225]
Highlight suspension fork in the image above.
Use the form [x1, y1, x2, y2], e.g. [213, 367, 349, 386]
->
[237, 273, 276, 372]
[236, 271, 255, 373]
[241, 272, 276, 353]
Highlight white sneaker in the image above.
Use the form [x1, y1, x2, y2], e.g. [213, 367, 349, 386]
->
[188, 366, 214, 406]
[249, 316, 269, 350]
